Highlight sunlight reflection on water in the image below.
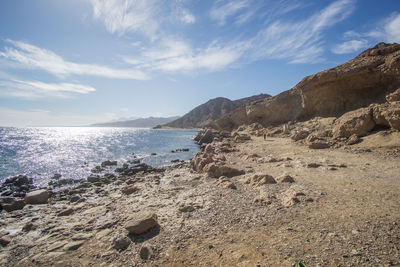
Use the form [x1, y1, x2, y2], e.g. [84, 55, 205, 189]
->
[0, 127, 198, 187]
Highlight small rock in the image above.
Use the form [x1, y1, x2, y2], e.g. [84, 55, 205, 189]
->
[64, 241, 85, 251]
[52, 174, 62, 180]
[243, 174, 276, 187]
[22, 222, 38, 232]
[0, 236, 11, 246]
[139, 245, 153, 260]
[71, 233, 92, 241]
[24, 189, 49, 204]
[101, 160, 118, 167]
[179, 205, 195, 213]
[112, 234, 131, 250]
[276, 175, 295, 183]
[151, 153, 157, 156]
[2, 199, 25, 212]
[307, 163, 321, 168]
[121, 185, 140, 195]
[346, 134, 361, 145]
[47, 241, 68, 252]
[69, 196, 81, 203]
[58, 207, 74, 216]
[87, 175, 100, 183]
[125, 211, 158, 235]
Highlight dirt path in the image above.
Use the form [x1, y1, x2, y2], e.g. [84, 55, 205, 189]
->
[156, 135, 400, 266]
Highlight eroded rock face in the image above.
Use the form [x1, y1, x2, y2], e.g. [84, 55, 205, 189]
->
[386, 88, 400, 103]
[373, 102, 400, 130]
[216, 43, 400, 131]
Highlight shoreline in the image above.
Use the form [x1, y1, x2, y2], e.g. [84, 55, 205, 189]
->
[1, 129, 399, 266]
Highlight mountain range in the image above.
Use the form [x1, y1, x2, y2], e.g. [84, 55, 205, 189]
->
[162, 94, 270, 129]
[90, 116, 180, 128]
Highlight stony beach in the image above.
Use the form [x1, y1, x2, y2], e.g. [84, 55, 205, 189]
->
[1, 124, 399, 267]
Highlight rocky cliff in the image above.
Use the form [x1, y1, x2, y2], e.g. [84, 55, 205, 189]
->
[216, 43, 400, 131]
[163, 94, 270, 128]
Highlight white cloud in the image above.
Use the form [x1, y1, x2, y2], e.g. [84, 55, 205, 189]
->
[0, 79, 96, 99]
[210, 0, 250, 26]
[333, 12, 400, 55]
[332, 39, 369, 54]
[370, 13, 400, 43]
[0, 107, 117, 127]
[0, 40, 148, 80]
[88, 0, 160, 37]
[127, 38, 249, 72]
[249, 0, 355, 63]
[180, 9, 195, 24]
[383, 13, 400, 43]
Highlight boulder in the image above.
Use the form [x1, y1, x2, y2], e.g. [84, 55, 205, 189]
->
[244, 174, 276, 187]
[373, 102, 400, 130]
[125, 211, 158, 235]
[333, 107, 376, 138]
[198, 129, 215, 145]
[24, 190, 49, 204]
[204, 164, 244, 178]
[386, 88, 400, 103]
[291, 129, 310, 141]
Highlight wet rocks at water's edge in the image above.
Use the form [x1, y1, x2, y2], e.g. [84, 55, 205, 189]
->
[0, 175, 35, 198]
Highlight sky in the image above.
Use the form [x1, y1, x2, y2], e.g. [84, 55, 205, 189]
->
[0, 0, 399, 127]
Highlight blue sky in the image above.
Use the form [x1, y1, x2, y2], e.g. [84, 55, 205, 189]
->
[0, 0, 399, 126]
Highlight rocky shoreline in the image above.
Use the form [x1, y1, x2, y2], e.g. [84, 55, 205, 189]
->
[1, 124, 399, 266]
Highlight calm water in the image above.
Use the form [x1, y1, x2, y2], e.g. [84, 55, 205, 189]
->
[0, 127, 199, 187]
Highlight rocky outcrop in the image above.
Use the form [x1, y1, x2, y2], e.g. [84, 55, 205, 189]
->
[333, 100, 400, 138]
[216, 43, 400, 131]
[332, 107, 376, 138]
[164, 94, 270, 129]
[192, 142, 243, 178]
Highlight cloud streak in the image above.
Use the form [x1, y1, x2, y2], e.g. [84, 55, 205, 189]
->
[119, 0, 357, 73]
[249, 0, 356, 63]
[332, 39, 369, 54]
[333, 12, 400, 55]
[0, 79, 96, 99]
[0, 40, 148, 80]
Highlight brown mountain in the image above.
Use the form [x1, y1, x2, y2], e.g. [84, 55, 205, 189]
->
[216, 42, 400, 131]
[163, 94, 270, 129]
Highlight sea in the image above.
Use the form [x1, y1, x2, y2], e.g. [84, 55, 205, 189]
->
[0, 127, 199, 188]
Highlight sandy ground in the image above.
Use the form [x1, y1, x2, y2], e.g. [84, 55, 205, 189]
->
[1, 132, 399, 267]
